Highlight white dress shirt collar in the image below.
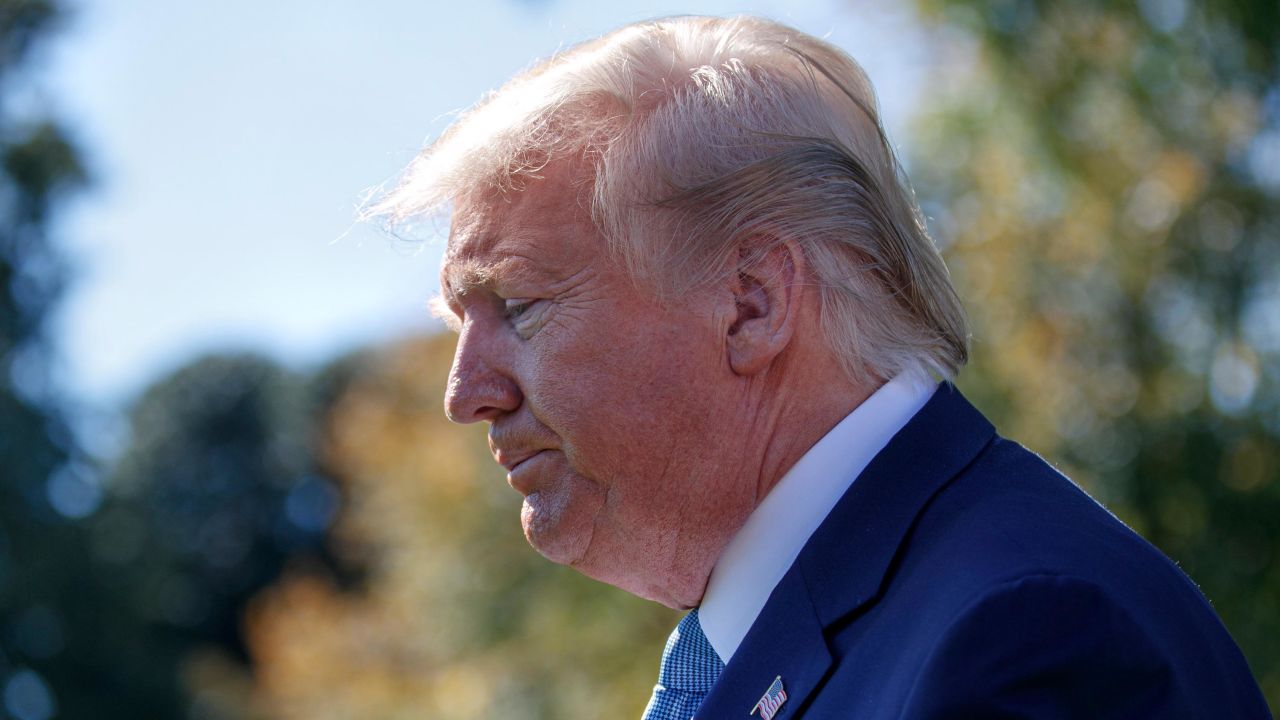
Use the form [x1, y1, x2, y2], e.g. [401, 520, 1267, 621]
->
[698, 370, 938, 664]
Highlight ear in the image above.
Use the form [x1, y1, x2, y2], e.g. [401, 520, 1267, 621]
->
[726, 239, 806, 377]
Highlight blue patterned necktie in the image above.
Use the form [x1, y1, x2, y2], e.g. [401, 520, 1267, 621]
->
[642, 609, 725, 720]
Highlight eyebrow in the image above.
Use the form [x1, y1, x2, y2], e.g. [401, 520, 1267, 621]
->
[442, 257, 498, 298]
[446, 253, 551, 292]
[434, 255, 546, 328]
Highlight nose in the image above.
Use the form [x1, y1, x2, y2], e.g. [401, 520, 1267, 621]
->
[444, 320, 522, 423]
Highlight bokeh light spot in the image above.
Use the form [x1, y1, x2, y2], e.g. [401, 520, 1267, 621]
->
[1137, 0, 1188, 33]
[1209, 342, 1260, 415]
[45, 463, 103, 520]
[285, 475, 340, 533]
[1247, 130, 1280, 191]
[1222, 438, 1272, 494]
[3, 669, 56, 720]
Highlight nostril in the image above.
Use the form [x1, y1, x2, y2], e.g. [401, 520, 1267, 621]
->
[443, 372, 522, 424]
[445, 327, 522, 423]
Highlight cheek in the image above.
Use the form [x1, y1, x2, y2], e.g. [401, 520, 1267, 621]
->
[546, 338, 716, 474]
[518, 291, 724, 472]
[529, 359, 638, 472]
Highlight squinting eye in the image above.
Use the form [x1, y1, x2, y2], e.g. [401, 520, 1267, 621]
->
[503, 299, 533, 320]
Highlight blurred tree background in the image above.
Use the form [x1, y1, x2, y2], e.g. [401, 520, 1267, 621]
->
[1, 0, 1276, 718]
[1, 1, 107, 718]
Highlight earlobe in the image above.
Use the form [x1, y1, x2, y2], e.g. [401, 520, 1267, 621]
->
[726, 241, 803, 377]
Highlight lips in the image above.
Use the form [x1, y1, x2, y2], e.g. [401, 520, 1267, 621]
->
[498, 449, 551, 495]
[496, 448, 545, 472]
[490, 424, 558, 486]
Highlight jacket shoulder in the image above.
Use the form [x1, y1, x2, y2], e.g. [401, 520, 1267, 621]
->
[899, 573, 1194, 719]
[841, 437, 1272, 718]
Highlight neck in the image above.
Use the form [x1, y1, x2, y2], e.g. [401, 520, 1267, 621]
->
[658, 360, 878, 609]
[758, 388, 877, 505]
[745, 340, 881, 509]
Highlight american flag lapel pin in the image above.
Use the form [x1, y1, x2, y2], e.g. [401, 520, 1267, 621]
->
[750, 675, 788, 719]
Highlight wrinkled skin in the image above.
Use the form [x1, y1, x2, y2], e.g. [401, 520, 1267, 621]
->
[439, 162, 866, 608]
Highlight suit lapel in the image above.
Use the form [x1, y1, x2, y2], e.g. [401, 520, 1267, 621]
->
[694, 562, 830, 719]
[696, 384, 995, 718]
[799, 383, 995, 627]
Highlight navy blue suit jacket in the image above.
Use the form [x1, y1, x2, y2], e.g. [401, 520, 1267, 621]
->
[695, 385, 1270, 719]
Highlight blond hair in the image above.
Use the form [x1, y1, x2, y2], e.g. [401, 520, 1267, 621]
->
[369, 15, 969, 383]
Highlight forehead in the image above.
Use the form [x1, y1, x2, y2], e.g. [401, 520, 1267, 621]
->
[442, 172, 599, 292]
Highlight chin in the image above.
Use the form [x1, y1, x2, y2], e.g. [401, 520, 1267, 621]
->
[521, 491, 593, 565]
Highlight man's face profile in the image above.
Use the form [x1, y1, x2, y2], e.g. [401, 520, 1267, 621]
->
[438, 161, 760, 607]
[384, 14, 959, 611]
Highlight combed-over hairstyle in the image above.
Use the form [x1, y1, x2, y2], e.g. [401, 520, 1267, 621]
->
[369, 15, 969, 383]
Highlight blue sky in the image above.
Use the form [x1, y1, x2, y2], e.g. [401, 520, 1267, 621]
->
[36, 0, 938, 443]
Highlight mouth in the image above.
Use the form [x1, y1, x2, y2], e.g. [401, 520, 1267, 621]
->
[502, 450, 548, 494]
[497, 449, 545, 472]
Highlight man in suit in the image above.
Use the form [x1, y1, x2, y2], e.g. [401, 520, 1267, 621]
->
[370, 15, 1270, 718]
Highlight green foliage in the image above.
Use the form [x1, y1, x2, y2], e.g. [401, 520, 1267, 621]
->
[0, 1, 101, 719]
[0, 0, 58, 76]
[85, 353, 343, 717]
[0, 5, 338, 717]
[116, 358, 324, 612]
[912, 0, 1279, 707]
